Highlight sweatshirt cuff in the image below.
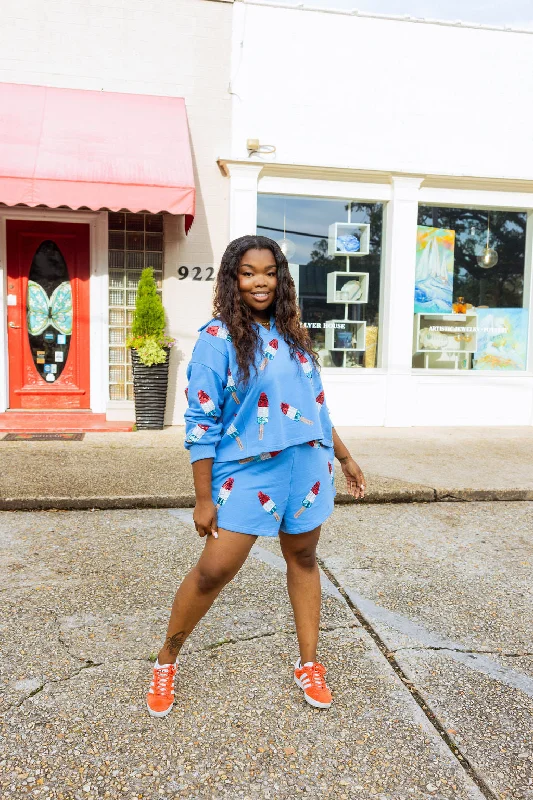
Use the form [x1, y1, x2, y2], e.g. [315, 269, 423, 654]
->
[188, 443, 217, 464]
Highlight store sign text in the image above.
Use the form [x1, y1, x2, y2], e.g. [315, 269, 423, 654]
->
[429, 325, 507, 334]
[304, 322, 346, 329]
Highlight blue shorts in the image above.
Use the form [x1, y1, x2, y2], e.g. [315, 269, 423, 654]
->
[211, 441, 336, 537]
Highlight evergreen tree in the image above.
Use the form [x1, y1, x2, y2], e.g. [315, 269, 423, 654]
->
[131, 268, 165, 339]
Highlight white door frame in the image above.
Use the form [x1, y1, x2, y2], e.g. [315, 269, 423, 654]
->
[0, 207, 108, 414]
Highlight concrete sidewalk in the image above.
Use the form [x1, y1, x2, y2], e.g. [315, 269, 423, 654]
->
[1, 426, 532, 510]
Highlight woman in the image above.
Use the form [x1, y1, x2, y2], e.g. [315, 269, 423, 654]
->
[146, 235, 365, 718]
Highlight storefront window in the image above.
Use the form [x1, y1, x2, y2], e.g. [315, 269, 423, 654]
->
[257, 195, 384, 368]
[413, 206, 528, 371]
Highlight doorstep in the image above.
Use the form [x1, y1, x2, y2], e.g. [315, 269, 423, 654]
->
[0, 412, 134, 433]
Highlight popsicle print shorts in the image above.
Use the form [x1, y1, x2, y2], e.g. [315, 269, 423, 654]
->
[211, 441, 336, 537]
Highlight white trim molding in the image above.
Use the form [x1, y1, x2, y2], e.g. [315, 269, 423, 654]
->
[226, 162, 264, 240]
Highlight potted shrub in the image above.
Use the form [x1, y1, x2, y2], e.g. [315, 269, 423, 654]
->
[126, 267, 175, 430]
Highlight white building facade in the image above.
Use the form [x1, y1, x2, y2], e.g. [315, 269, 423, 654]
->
[1, 0, 532, 429]
[221, 1, 533, 427]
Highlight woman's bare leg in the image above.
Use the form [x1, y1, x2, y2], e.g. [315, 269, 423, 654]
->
[279, 526, 322, 664]
[157, 528, 257, 665]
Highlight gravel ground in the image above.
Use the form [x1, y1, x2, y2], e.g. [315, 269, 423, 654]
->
[0, 507, 493, 800]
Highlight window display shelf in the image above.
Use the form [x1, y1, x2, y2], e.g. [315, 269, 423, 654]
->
[325, 320, 366, 351]
[421, 352, 471, 370]
[414, 312, 478, 354]
[328, 223, 370, 257]
[326, 271, 369, 304]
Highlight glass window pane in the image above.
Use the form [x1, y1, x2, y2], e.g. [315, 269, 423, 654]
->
[126, 252, 144, 270]
[257, 195, 384, 368]
[145, 252, 163, 271]
[109, 327, 125, 345]
[109, 251, 124, 269]
[146, 214, 164, 232]
[108, 212, 125, 230]
[109, 346, 125, 364]
[109, 308, 125, 327]
[413, 207, 528, 372]
[145, 233, 163, 252]
[108, 231, 125, 250]
[127, 232, 144, 251]
[126, 213, 145, 231]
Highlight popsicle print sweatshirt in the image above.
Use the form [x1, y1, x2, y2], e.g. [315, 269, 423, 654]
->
[184, 318, 334, 464]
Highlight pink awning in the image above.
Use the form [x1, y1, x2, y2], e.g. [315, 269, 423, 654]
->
[0, 83, 195, 230]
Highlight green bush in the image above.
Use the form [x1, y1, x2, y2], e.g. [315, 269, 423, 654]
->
[127, 268, 174, 365]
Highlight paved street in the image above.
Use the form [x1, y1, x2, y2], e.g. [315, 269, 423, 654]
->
[1, 503, 532, 799]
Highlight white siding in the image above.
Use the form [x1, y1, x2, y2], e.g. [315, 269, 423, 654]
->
[231, 3, 533, 181]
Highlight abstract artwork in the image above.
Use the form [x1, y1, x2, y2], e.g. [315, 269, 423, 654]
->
[414, 226, 455, 314]
[473, 308, 528, 371]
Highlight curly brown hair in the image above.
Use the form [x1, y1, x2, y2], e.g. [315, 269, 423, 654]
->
[213, 235, 319, 384]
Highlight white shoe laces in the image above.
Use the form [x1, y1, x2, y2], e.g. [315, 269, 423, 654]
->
[151, 664, 175, 695]
[301, 662, 327, 690]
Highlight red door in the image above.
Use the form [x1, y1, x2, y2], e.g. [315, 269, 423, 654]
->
[6, 220, 90, 409]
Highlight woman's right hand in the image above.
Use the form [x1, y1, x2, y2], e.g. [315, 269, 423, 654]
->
[193, 500, 219, 538]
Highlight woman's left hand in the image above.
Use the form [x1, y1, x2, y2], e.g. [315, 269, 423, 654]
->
[339, 457, 366, 499]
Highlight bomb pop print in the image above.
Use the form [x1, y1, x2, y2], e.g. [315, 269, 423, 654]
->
[185, 423, 209, 444]
[257, 392, 269, 440]
[280, 402, 313, 425]
[184, 386, 189, 401]
[206, 325, 232, 342]
[307, 440, 322, 449]
[198, 389, 217, 418]
[239, 450, 281, 464]
[260, 338, 278, 370]
[297, 352, 313, 379]
[258, 491, 280, 522]
[225, 369, 240, 404]
[315, 390, 325, 413]
[226, 421, 244, 450]
[294, 481, 320, 518]
[216, 477, 234, 507]
[328, 461, 334, 485]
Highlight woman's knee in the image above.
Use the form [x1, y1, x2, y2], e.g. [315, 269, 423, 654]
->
[194, 562, 233, 594]
[285, 546, 317, 571]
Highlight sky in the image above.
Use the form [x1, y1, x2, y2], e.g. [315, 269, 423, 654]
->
[276, 0, 533, 29]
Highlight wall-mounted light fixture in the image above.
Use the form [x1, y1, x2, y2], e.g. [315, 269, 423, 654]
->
[246, 138, 276, 156]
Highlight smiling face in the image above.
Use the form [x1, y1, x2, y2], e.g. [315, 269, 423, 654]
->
[237, 248, 278, 319]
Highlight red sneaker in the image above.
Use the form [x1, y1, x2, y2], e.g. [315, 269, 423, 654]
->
[294, 658, 332, 708]
[146, 661, 177, 718]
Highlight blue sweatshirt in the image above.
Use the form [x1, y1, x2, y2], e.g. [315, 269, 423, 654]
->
[184, 317, 333, 464]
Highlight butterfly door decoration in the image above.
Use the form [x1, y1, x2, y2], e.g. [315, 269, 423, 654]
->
[27, 281, 73, 337]
[26, 240, 73, 383]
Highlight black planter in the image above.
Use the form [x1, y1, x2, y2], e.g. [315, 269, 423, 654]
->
[130, 348, 170, 430]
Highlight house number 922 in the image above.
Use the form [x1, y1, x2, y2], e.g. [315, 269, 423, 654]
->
[178, 265, 215, 281]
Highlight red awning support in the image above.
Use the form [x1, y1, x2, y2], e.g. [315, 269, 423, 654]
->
[0, 83, 195, 230]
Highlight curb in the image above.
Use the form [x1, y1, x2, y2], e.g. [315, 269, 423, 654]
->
[0, 488, 531, 511]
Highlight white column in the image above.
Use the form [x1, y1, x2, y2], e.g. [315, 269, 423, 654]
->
[90, 212, 109, 414]
[226, 163, 263, 240]
[380, 176, 423, 426]
[523, 211, 533, 425]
